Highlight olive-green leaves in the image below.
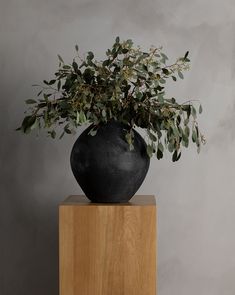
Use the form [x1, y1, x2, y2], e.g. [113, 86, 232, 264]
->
[21, 116, 37, 133]
[125, 130, 134, 151]
[25, 99, 37, 104]
[199, 104, 203, 114]
[17, 36, 205, 161]
[57, 54, 64, 64]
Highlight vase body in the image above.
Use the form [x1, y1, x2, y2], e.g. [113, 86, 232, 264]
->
[70, 121, 150, 203]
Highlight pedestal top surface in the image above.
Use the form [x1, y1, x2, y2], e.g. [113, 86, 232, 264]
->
[60, 195, 156, 206]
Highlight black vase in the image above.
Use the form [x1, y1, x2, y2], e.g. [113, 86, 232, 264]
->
[70, 121, 150, 203]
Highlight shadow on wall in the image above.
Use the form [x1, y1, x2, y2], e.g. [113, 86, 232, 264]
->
[0, 97, 59, 295]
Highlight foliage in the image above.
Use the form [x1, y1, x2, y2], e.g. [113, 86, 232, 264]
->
[17, 37, 205, 161]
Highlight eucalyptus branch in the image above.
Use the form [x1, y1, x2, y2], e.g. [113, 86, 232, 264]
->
[17, 37, 205, 161]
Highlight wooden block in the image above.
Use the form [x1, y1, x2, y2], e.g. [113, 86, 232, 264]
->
[59, 195, 157, 295]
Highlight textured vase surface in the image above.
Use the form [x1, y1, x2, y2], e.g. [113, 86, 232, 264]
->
[70, 121, 150, 203]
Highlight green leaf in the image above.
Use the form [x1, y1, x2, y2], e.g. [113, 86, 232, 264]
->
[158, 93, 164, 103]
[147, 144, 153, 158]
[125, 132, 134, 151]
[184, 117, 189, 125]
[43, 94, 49, 102]
[57, 80, 61, 91]
[197, 145, 201, 153]
[59, 131, 65, 139]
[192, 129, 197, 142]
[72, 61, 78, 71]
[64, 124, 72, 134]
[30, 118, 38, 130]
[172, 150, 181, 162]
[65, 129, 71, 134]
[134, 103, 138, 111]
[182, 137, 189, 148]
[156, 148, 163, 159]
[49, 79, 56, 85]
[178, 71, 184, 79]
[199, 104, 203, 114]
[125, 132, 132, 145]
[176, 115, 181, 125]
[171, 97, 176, 104]
[70, 128, 76, 135]
[186, 105, 191, 118]
[87, 51, 94, 60]
[63, 65, 71, 69]
[76, 111, 80, 124]
[184, 51, 189, 60]
[25, 99, 37, 104]
[191, 106, 197, 119]
[122, 48, 129, 54]
[172, 76, 177, 81]
[158, 142, 164, 153]
[168, 142, 175, 153]
[148, 131, 157, 141]
[177, 151, 181, 161]
[184, 126, 190, 136]
[162, 68, 169, 75]
[102, 109, 106, 117]
[172, 126, 179, 137]
[50, 130, 56, 139]
[79, 61, 88, 68]
[43, 80, 49, 85]
[126, 39, 133, 47]
[22, 116, 37, 133]
[159, 78, 166, 84]
[136, 92, 143, 101]
[160, 53, 168, 62]
[37, 90, 42, 97]
[172, 150, 177, 162]
[57, 54, 64, 63]
[88, 128, 97, 136]
[102, 59, 110, 67]
[79, 111, 86, 123]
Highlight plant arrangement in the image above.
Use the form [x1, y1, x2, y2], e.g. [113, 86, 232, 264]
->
[17, 37, 205, 161]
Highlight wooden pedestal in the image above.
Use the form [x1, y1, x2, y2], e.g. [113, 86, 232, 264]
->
[59, 195, 157, 295]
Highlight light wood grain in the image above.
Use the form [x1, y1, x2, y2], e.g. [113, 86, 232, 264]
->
[62, 194, 156, 206]
[59, 195, 157, 295]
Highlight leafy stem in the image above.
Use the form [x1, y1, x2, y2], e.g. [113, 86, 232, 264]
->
[17, 37, 205, 161]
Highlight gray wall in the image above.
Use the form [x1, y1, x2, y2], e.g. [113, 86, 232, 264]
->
[1, 0, 235, 294]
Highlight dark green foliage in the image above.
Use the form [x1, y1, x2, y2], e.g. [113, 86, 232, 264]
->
[17, 37, 205, 161]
